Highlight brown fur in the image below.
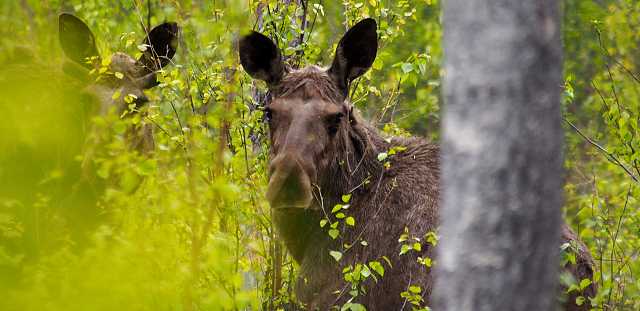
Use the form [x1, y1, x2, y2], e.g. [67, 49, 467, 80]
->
[267, 68, 596, 310]
[561, 226, 598, 311]
[239, 19, 596, 310]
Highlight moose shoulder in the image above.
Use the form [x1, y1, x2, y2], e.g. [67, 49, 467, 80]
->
[239, 18, 595, 310]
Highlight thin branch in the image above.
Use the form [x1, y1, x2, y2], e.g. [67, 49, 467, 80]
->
[595, 27, 640, 85]
[563, 117, 639, 183]
[147, 0, 152, 31]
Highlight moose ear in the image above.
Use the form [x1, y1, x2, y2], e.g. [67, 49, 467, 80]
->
[328, 18, 378, 95]
[239, 31, 285, 85]
[59, 13, 101, 69]
[137, 22, 180, 72]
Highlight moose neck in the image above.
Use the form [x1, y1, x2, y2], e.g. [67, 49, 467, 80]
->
[317, 116, 389, 208]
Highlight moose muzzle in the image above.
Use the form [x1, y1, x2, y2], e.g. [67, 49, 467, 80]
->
[266, 153, 315, 209]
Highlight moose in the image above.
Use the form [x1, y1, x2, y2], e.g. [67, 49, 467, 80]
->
[239, 19, 596, 310]
[58, 13, 179, 154]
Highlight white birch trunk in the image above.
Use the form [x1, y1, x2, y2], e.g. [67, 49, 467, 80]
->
[434, 1, 564, 310]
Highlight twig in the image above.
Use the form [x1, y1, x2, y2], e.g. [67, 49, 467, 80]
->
[595, 27, 640, 85]
[147, 0, 152, 31]
[563, 117, 639, 183]
[607, 184, 632, 308]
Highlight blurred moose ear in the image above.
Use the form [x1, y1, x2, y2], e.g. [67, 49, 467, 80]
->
[239, 31, 285, 85]
[328, 18, 378, 96]
[137, 22, 180, 72]
[59, 13, 101, 69]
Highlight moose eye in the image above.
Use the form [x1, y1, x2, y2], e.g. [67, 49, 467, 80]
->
[326, 112, 344, 136]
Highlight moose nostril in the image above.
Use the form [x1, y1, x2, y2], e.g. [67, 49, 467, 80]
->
[273, 173, 304, 203]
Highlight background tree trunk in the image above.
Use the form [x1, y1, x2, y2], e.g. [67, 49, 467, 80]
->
[434, 1, 564, 310]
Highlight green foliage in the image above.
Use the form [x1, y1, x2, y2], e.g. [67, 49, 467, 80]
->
[0, 0, 638, 310]
[562, 1, 640, 309]
[400, 284, 430, 311]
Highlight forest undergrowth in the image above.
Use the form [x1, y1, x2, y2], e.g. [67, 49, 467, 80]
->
[0, 0, 638, 310]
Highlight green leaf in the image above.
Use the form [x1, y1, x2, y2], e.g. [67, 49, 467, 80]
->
[342, 194, 352, 203]
[413, 242, 422, 252]
[124, 94, 137, 104]
[409, 285, 422, 294]
[425, 231, 439, 246]
[336, 212, 346, 219]
[400, 244, 411, 255]
[360, 265, 372, 278]
[329, 250, 342, 262]
[346, 217, 355, 226]
[125, 38, 135, 48]
[312, 3, 325, 16]
[382, 256, 393, 267]
[559, 272, 577, 288]
[377, 152, 388, 161]
[329, 229, 339, 239]
[341, 303, 366, 311]
[418, 256, 432, 268]
[332, 204, 343, 213]
[398, 233, 409, 243]
[114, 72, 124, 79]
[111, 90, 121, 100]
[579, 278, 592, 290]
[401, 63, 414, 73]
[320, 219, 328, 228]
[369, 261, 384, 277]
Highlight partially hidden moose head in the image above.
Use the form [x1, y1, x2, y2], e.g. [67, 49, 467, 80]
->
[58, 13, 179, 114]
[58, 13, 179, 152]
[239, 19, 378, 210]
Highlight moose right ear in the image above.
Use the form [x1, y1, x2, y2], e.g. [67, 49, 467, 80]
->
[239, 31, 285, 85]
[59, 13, 100, 69]
[328, 18, 378, 96]
[137, 22, 180, 73]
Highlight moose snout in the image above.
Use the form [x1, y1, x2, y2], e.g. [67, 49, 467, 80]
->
[266, 153, 315, 209]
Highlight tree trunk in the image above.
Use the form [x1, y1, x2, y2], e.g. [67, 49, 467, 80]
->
[434, 1, 564, 310]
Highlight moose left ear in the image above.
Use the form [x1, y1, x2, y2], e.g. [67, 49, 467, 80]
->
[59, 13, 101, 69]
[239, 31, 285, 86]
[328, 18, 378, 96]
[137, 22, 180, 73]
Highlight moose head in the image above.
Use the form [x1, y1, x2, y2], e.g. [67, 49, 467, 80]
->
[239, 19, 378, 210]
[59, 13, 179, 113]
[58, 13, 179, 152]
